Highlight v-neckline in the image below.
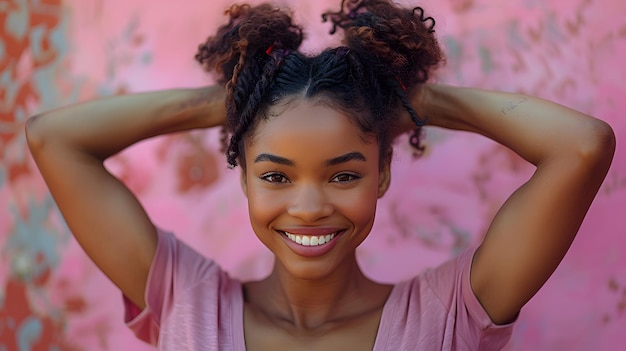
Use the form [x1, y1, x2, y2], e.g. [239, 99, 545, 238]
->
[232, 281, 403, 351]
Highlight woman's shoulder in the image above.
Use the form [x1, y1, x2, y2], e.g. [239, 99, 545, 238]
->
[152, 227, 241, 292]
[391, 246, 478, 301]
[376, 246, 514, 350]
[124, 227, 243, 346]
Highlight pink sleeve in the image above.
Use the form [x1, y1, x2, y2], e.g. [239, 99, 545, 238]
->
[424, 247, 516, 348]
[122, 228, 221, 345]
[373, 247, 515, 350]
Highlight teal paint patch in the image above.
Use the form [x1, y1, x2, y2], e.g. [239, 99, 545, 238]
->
[32, 67, 84, 109]
[5, 4, 29, 40]
[32, 66, 63, 110]
[14, 106, 25, 123]
[48, 14, 70, 58]
[5, 196, 64, 282]
[17, 316, 42, 351]
[1, 67, 19, 108]
[30, 9, 76, 109]
[443, 36, 463, 60]
[7, 317, 15, 329]
[546, 12, 566, 42]
[0, 165, 6, 187]
[29, 25, 48, 61]
[0, 39, 5, 62]
[478, 46, 494, 73]
[141, 51, 152, 65]
[123, 14, 140, 41]
[448, 224, 472, 255]
[442, 35, 466, 81]
[507, 20, 528, 48]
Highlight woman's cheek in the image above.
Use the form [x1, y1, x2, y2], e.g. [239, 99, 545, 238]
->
[334, 184, 380, 224]
[247, 187, 284, 221]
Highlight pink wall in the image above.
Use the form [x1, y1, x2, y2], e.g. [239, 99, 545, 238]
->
[1, 0, 625, 349]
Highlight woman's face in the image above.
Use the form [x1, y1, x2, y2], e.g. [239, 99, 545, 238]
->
[241, 99, 391, 280]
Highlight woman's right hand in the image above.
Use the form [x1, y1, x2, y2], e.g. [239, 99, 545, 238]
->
[25, 85, 226, 309]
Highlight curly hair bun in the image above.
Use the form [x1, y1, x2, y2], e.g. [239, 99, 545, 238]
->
[195, 3, 304, 86]
[195, 3, 305, 168]
[322, 0, 443, 90]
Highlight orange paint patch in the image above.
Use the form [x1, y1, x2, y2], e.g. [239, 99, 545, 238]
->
[176, 150, 220, 193]
[0, 279, 81, 351]
[64, 297, 87, 314]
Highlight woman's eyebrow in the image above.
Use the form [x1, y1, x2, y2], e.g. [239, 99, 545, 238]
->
[254, 153, 294, 166]
[326, 152, 367, 166]
[253, 152, 367, 166]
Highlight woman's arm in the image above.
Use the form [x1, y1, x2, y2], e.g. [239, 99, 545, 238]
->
[410, 84, 615, 324]
[25, 86, 225, 309]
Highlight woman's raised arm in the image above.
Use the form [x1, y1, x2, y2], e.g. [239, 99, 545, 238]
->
[410, 84, 615, 324]
[25, 86, 225, 309]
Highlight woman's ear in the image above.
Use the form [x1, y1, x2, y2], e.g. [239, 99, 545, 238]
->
[378, 150, 392, 198]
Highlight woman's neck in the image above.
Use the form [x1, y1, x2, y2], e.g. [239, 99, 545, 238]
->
[244, 254, 391, 331]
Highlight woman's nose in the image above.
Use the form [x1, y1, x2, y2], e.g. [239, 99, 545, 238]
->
[287, 183, 333, 222]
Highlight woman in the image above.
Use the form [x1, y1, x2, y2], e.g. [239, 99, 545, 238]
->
[25, 0, 615, 350]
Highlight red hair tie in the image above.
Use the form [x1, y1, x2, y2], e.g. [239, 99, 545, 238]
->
[265, 45, 274, 55]
[395, 76, 407, 91]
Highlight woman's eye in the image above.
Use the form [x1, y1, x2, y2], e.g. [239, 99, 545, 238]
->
[261, 173, 289, 183]
[331, 173, 360, 183]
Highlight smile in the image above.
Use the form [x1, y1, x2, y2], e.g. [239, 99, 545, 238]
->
[283, 232, 337, 246]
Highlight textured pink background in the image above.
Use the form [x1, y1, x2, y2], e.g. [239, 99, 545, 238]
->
[1, 0, 625, 350]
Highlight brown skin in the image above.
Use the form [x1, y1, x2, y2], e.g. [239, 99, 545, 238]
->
[25, 83, 615, 348]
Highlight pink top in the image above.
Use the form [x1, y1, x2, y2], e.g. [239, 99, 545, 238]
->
[124, 229, 515, 350]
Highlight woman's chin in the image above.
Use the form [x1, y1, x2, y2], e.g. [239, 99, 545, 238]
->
[274, 255, 356, 282]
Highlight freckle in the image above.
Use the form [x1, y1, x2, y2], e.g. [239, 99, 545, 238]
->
[602, 314, 611, 324]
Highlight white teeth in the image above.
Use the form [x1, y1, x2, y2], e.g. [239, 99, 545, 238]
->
[284, 232, 337, 246]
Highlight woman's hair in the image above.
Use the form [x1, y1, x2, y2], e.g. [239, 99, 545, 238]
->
[195, 0, 443, 168]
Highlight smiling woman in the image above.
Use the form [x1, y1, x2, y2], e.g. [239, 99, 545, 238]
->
[243, 101, 385, 287]
[23, 0, 615, 350]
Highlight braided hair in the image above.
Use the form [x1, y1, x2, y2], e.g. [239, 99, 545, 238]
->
[195, 0, 443, 168]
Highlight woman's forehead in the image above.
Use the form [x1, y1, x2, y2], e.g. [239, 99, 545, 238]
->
[246, 100, 378, 160]
[252, 99, 375, 143]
